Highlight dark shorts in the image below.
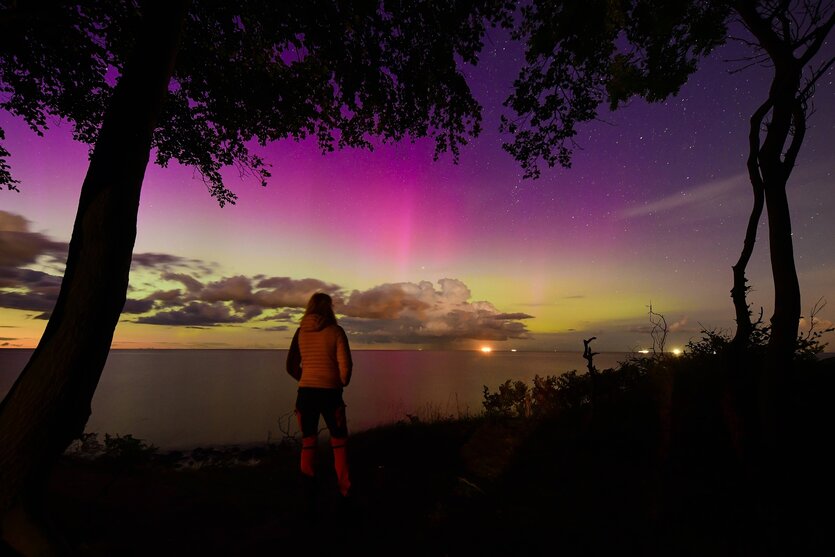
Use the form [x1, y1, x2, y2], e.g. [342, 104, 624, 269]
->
[295, 387, 348, 438]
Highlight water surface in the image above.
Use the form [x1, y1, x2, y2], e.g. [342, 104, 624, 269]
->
[0, 349, 627, 449]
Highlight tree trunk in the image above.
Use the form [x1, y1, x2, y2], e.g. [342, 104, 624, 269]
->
[762, 175, 800, 382]
[757, 63, 803, 446]
[0, 2, 186, 554]
[730, 99, 771, 351]
[730, 178, 765, 349]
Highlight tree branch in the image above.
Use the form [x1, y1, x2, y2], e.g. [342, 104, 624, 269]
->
[734, 0, 791, 62]
[782, 99, 807, 174]
[798, 11, 835, 64]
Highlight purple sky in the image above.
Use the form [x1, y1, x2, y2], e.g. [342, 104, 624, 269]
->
[1, 29, 833, 351]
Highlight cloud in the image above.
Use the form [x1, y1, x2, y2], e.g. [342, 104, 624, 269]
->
[252, 276, 339, 308]
[1, 212, 530, 343]
[339, 278, 533, 344]
[143, 289, 185, 307]
[799, 316, 834, 332]
[131, 252, 188, 269]
[668, 316, 689, 332]
[272, 310, 300, 321]
[492, 312, 534, 320]
[161, 271, 203, 293]
[123, 298, 155, 314]
[136, 301, 255, 326]
[0, 211, 223, 320]
[341, 282, 431, 319]
[259, 325, 290, 332]
[116, 262, 341, 326]
[0, 211, 67, 269]
[627, 316, 696, 335]
[132, 274, 532, 342]
[0, 291, 59, 312]
[620, 173, 748, 219]
[201, 275, 254, 303]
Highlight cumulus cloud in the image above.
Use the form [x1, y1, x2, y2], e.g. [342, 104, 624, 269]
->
[128, 273, 336, 327]
[253, 276, 339, 308]
[1, 213, 532, 343]
[132, 273, 531, 342]
[201, 275, 254, 303]
[339, 278, 533, 344]
[340, 282, 431, 319]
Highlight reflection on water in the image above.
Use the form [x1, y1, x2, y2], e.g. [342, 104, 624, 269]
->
[0, 349, 627, 449]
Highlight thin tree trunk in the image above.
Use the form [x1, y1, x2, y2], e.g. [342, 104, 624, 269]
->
[763, 175, 801, 369]
[730, 99, 771, 350]
[757, 66, 802, 445]
[0, 2, 186, 554]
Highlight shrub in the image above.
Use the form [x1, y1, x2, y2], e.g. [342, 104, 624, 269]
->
[101, 433, 158, 465]
[482, 380, 529, 417]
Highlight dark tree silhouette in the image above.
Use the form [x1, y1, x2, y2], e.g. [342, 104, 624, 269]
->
[0, 1, 512, 552]
[500, 0, 834, 408]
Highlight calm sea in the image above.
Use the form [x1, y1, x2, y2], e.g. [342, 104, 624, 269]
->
[0, 349, 627, 449]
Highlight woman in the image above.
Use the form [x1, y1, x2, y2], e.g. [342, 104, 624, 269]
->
[286, 292, 353, 498]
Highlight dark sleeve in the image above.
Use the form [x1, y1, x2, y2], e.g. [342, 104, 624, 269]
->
[286, 329, 302, 381]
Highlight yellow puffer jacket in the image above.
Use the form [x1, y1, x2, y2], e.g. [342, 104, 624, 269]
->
[286, 314, 352, 388]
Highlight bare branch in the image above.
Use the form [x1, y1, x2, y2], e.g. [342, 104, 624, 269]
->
[798, 10, 835, 64]
[800, 297, 829, 341]
[647, 303, 669, 355]
[799, 55, 835, 99]
[782, 99, 807, 173]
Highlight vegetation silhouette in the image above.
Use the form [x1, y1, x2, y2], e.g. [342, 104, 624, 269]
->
[0, 1, 514, 552]
[499, 0, 835, 435]
[25, 329, 834, 556]
[476, 329, 833, 556]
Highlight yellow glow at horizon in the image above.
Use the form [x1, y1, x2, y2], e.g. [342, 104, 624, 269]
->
[460, 266, 692, 334]
[480, 346, 492, 353]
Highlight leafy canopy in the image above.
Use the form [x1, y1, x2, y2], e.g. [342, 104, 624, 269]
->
[1, 0, 514, 203]
[501, 0, 731, 178]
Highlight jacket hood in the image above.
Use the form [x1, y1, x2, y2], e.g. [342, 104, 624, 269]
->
[300, 313, 329, 332]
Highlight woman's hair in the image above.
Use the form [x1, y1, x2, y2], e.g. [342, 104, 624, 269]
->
[304, 292, 337, 326]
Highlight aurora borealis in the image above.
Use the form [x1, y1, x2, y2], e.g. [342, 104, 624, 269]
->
[1, 32, 833, 352]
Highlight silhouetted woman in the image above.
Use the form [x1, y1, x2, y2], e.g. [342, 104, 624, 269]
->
[286, 292, 353, 501]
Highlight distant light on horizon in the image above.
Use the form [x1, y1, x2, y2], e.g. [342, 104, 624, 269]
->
[672, 348, 683, 356]
[638, 349, 650, 354]
[480, 346, 493, 353]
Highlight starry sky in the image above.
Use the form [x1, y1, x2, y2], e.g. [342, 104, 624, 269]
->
[1, 29, 833, 352]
